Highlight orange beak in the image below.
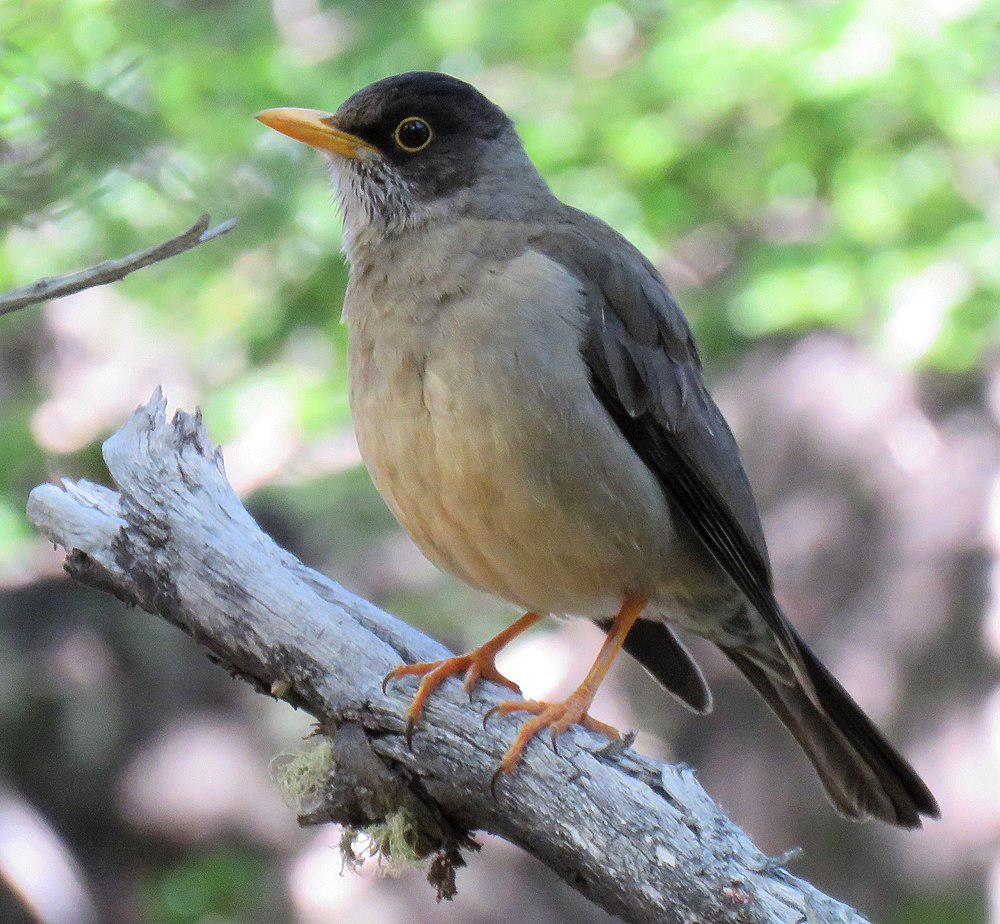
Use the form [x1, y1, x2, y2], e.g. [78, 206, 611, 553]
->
[254, 108, 379, 159]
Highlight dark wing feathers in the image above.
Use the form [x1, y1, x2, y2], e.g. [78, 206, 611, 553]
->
[534, 212, 940, 825]
[594, 314, 696, 423]
[533, 210, 788, 643]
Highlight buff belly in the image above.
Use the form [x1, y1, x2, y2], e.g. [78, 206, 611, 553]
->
[346, 250, 692, 618]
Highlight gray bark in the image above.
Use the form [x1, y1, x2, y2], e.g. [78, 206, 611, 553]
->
[0, 214, 235, 316]
[27, 392, 868, 924]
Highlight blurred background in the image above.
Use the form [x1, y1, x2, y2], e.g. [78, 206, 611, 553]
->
[1, 0, 998, 921]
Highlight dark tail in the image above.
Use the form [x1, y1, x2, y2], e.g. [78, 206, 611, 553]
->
[597, 617, 712, 714]
[723, 637, 939, 828]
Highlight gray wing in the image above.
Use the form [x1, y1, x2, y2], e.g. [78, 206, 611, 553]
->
[533, 214, 940, 826]
[531, 208, 801, 666]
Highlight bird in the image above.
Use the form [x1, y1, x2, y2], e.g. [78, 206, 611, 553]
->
[255, 71, 939, 828]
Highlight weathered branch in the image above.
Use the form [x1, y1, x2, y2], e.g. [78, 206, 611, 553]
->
[27, 392, 868, 924]
[0, 214, 236, 316]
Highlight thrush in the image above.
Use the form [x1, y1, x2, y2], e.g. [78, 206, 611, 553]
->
[256, 72, 939, 827]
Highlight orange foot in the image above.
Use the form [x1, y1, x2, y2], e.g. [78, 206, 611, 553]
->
[484, 692, 622, 795]
[383, 649, 523, 747]
[382, 612, 541, 747]
[482, 595, 649, 795]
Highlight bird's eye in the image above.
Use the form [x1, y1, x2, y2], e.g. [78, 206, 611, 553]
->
[394, 117, 433, 153]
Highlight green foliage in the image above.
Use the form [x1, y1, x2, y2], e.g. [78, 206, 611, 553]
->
[1, 0, 995, 611]
[3, 0, 996, 365]
[143, 847, 270, 924]
[888, 890, 990, 924]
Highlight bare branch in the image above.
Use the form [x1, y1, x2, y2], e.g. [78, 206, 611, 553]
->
[0, 214, 236, 317]
[26, 392, 869, 924]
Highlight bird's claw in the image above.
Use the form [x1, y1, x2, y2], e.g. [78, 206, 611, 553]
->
[483, 695, 621, 787]
[483, 704, 500, 730]
[385, 652, 522, 752]
[490, 765, 505, 800]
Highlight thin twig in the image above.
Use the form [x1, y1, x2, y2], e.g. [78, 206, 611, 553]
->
[0, 214, 236, 317]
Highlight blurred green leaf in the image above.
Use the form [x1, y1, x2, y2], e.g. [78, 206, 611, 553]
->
[145, 847, 268, 924]
[0, 0, 996, 594]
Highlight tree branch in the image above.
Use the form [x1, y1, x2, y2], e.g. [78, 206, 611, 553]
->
[0, 214, 236, 317]
[26, 392, 869, 924]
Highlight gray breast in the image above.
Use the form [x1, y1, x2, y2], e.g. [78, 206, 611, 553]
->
[345, 232, 683, 616]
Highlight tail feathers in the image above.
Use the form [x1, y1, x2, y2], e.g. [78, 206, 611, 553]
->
[597, 617, 712, 714]
[723, 640, 939, 828]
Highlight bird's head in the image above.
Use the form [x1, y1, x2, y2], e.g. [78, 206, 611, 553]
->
[256, 72, 547, 249]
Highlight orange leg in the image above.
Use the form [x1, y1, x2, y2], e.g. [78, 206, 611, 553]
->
[485, 595, 647, 794]
[383, 611, 542, 746]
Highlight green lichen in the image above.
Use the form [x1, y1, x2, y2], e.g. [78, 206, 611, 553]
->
[272, 739, 443, 888]
[340, 809, 425, 878]
[270, 738, 334, 810]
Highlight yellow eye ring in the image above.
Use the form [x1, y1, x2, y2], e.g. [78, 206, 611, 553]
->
[394, 116, 433, 153]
